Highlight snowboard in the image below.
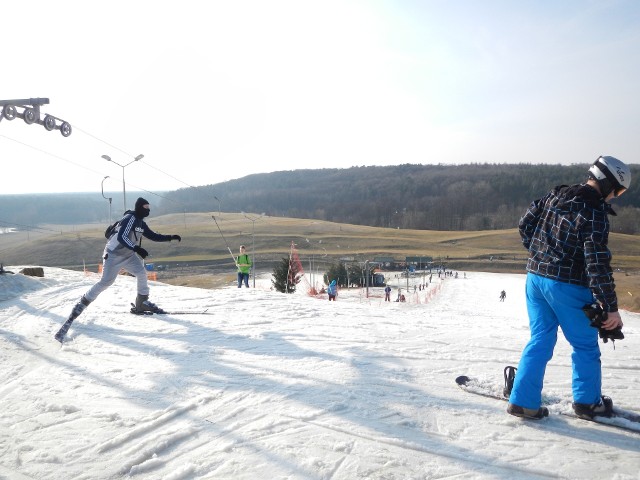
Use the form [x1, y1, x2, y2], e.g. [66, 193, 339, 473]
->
[456, 374, 640, 434]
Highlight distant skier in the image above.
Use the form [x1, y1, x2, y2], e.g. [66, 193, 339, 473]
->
[499, 290, 506, 302]
[327, 279, 338, 301]
[384, 285, 391, 302]
[507, 156, 629, 420]
[236, 245, 252, 288]
[54, 197, 182, 342]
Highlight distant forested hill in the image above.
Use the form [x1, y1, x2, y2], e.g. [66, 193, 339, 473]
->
[2, 164, 639, 233]
[158, 164, 640, 233]
[0, 192, 111, 228]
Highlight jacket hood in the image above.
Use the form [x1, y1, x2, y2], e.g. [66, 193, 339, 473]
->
[552, 184, 616, 216]
[134, 197, 150, 219]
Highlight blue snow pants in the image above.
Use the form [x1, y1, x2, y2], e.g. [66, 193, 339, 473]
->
[509, 273, 602, 409]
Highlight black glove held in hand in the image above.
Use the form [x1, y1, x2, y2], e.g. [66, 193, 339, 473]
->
[171, 235, 182, 242]
[133, 245, 149, 259]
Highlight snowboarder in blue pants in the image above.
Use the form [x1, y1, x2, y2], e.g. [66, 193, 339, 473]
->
[508, 157, 629, 420]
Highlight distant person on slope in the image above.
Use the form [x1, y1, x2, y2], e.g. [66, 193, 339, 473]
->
[236, 245, 252, 288]
[499, 290, 506, 302]
[507, 156, 629, 420]
[384, 285, 392, 302]
[54, 197, 182, 342]
[327, 279, 338, 301]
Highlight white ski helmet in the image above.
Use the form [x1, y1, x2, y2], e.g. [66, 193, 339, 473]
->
[588, 155, 631, 197]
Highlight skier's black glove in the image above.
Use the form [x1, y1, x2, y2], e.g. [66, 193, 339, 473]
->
[171, 235, 182, 242]
[582, 303, 624, 343]
[133, 245, 149, 259]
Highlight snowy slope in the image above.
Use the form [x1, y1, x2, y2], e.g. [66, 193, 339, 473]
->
[1, 267, 638, 480]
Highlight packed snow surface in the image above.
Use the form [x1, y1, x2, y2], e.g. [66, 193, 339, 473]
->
[1, 267, 638, 480]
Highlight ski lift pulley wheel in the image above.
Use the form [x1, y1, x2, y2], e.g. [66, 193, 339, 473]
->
[60, 121, 72, 137]
[2, 105, 16, 120]
[23, 107, 37, 124]
[44, 115, 56, 131]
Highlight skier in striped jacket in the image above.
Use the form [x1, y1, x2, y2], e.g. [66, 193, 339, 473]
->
[55, 197, 182, 342]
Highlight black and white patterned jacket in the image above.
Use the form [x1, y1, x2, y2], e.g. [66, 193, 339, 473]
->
[519, 183, 618, 312]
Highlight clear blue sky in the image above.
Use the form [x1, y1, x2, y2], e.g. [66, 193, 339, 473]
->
[1, 0, 639, 197]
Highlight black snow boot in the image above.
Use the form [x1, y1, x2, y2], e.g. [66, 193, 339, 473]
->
[573, 396, 614, 420]
[55, 296, 91, 343]
[132, 294, 165, 314]
[507, 403, 549, 420]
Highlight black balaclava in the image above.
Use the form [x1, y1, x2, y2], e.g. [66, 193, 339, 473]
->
[134, 197, 150, 218]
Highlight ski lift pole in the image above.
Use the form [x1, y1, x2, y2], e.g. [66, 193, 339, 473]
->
[365, 260, 370, 298]
[286, 241, 295, 293]
[212, 215, 237, 265]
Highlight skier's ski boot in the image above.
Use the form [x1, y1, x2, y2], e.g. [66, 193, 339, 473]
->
[572, 395, 613, 419]
[55, 296, 91, 342]
[503, 366, 517, 398]
[131, 294, 166, 314]
[507, 403, 549, 420]
[54, 329, 66, 343]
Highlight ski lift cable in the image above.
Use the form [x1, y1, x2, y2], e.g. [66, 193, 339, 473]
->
[0, 133, 105, 177]
[0, 131, 203, 209]
[71, 125, 205, 191]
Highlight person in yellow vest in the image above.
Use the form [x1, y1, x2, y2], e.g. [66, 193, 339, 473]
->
[237, 245, 252, 288]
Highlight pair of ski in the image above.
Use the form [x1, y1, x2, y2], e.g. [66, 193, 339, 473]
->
[55, 306, 215, 343]
[129, 304, 214, 315]
[456, 371, 640, 434]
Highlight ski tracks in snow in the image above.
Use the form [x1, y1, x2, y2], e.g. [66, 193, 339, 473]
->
[95, 395, 217, 477]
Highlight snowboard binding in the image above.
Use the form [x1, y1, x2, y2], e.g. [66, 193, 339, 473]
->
[503, 366, 517, 398]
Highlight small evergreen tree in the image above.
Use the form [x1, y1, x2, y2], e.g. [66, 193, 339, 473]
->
[347, 263, 364, 287]
[324, 262, 348, 287]
[272, 256, 303, 293]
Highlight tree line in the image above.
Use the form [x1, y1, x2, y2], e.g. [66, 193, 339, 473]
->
[160, 163, 640, 234]
[3, 163, 639, 234]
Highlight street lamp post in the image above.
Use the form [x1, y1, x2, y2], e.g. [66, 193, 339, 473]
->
[101, 154, 144, 211]
[242, 212, 264, 288]
[101, 176, 113, 224]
